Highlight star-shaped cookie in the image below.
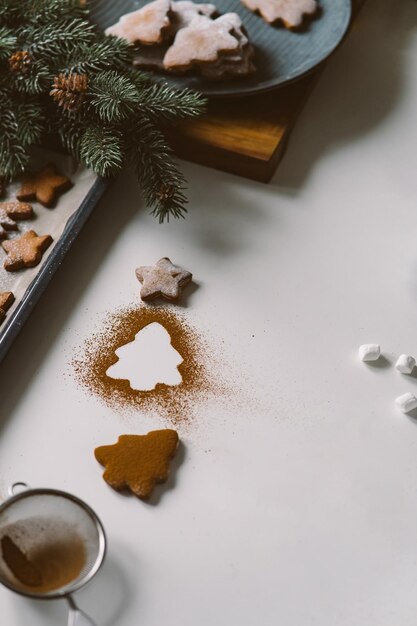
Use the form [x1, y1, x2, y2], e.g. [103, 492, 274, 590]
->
[2, 230, 53, 271]
[0, 291, 15, 324]
[0, 201, 34, 239]
[95, 430, 179, 499]
[17, 164, 72, 207]
[135, 257, 192, 301]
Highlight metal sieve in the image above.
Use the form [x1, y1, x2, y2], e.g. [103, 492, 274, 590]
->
[0, 483, 106, 625]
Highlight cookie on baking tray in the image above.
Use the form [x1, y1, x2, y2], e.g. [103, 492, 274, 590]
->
[240, 0, 318, 28]
[0, 202, 34, 239]
[95, 430, 179, 500]
[17, 164, 72, 208]
[2, 230, 53, 272]
[0, 292, 15, 324]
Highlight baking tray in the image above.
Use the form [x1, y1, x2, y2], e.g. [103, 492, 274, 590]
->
[0, 153, 107, 365]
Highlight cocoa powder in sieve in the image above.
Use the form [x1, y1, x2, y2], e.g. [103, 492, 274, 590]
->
[1, 521, 86, 593]
[72, 304, 222, 425]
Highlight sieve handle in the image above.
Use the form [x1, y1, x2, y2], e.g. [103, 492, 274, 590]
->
[67, 595, 97, 626]
[8, 482, 30, 497]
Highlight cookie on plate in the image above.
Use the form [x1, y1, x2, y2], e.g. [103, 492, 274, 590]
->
[240, 0, 318, 28]
[133, 0, 218, 69]
[105, 0, 172, 45]
[163, 14, 250, 74]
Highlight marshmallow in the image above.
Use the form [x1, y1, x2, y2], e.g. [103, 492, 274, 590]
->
[395, 354, 416, 375]
[358, 344, 380, 362]
[395, 392, 417, 414]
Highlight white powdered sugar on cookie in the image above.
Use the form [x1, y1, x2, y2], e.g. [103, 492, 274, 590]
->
[105, 0, 172, 45]
[240, 0, 318, 28]
[108, 1, 257, 80]
[171, 1, 218, 29]
[163, 14, 241, 71]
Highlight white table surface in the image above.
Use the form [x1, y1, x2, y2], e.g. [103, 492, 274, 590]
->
[1, 0, 417, 623]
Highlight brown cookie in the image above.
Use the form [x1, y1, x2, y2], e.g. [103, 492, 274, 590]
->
[170, 0, 217, 30]
[135, 257, 192, 301]
[240, 0, 318, 28]
[133, 0, 218, 70]
[163, 14, 242, 72]
[0, 202, 34, 239]
[0, 292, 15, 324]
[105, 0, 172, 45]
[2, 230, 53, 271]
[201, 43, 256, 79]
[17, 164, 72, 208]
[94, 430, 179, 500]
[200, 13, 256, 79]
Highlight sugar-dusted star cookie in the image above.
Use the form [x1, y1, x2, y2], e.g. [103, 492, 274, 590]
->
[0, 201, 34, 239]
[0, 291, 15, 324]
[240, 0, 318, 28]
[2, 230, 53, 271]
[94, 430, 179, 499]
[17, 164, 72, 208]
[135, 257, 192, 302]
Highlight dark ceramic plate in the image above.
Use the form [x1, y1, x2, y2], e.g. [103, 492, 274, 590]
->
[90, 0, 352, 98]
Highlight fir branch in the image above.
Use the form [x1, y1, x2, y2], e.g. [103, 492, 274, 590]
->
[137, 83, 206, 121]
[132, 117, 188, 222]
[88, 70, 140, 123]
[1, 0, 207, 220]
[80, 125, 124, 177]
[25, 0, 88, 23]
[0, 25, 16, 61]
[0, 0, 21, 27]
[23, 18, 95, 56]
[59, 37, 132, 75]
[10, 102, 45, 147]
[12, 61, 51, 95]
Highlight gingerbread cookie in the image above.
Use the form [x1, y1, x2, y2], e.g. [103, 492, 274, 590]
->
[2, 230, 53, 271]
[135, 257, 192, 302]
[163, 14, 241, 71]
[133, 0, 218, 69]
[17, 164, 72, 208]
[171, 1, 217, 30]
[94, 430, 179, 499]
[240, 0, 318, 28]
[200, 13, 255, 79]
[0, 292, 15, 324]
[105, 0, 172, 45]
[0, 202, 34, 239]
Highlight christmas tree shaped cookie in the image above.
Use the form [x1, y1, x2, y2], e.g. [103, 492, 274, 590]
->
[95, 430, 179, 499]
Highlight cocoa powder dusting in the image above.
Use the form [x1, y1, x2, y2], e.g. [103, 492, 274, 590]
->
[72, 304, 223, 425]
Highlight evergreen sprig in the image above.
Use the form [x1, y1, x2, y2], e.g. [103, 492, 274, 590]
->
[0, 0, 206, 221]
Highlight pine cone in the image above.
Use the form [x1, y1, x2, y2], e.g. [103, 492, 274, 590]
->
[157, 184, 176, 203]
[9, 51, 31, 74]
[50, 73, 88, 112]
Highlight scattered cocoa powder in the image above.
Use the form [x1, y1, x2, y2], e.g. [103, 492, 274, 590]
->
[72, 304, 223, 426]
